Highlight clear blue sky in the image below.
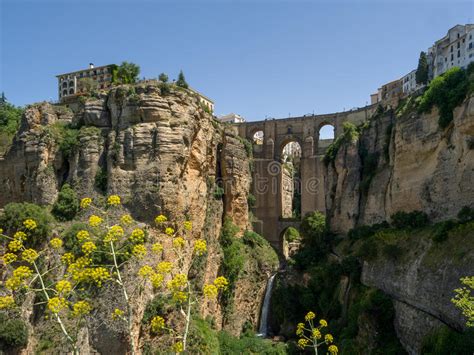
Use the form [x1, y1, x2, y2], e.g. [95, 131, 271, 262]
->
[1, 0, 472, 121]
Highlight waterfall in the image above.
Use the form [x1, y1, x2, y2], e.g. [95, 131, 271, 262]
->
[257, 273, 277, 337]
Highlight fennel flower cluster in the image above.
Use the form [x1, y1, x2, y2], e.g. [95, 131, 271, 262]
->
[296, 311, 338, 354]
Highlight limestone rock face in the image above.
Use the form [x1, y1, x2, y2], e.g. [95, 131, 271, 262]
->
[0, 85, 267, 351]
[325, 96, 474, 232]
[325, 96, 474, 353]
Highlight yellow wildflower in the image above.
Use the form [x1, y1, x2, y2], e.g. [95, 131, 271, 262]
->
[0, 295, 15, 309]
[183, 221, 192, 231]
[172, 341, 184, 353]
[0, 228, 3, 235]
[22, 248, 39, 263]
[194, 239, 207, 256]
[8, 239, 23, 252]
[165, 227, 175, 236]
[151, 242, 163, 254]
[296, 322, 305, 336]
[23, 219, 37, 230]
[112, 308, 124, 320]
[172, 291, 188, 303]
[13, 266, 33, 280]
[312, 328, 321, 339]
[154, 214, 167, 224]
[150, 273, 164, 288]
[150, 316, 165, 333]
[82, 241, 97, 255]
[203, 284, 218, 298]
[173, 237, 185, 249]
[213, 276, 229, 291]
[56, 280, 72, 294]
[298, 338, 308, 349]
[120, 214, 133, 225]
[80, 197, 92, 209]
[13, 231, 27, 241]
[5, 277, 22, 290]
[107, 195, 121, 206]
[156, 261, 173, 274]
[61, 252, 75, 265]
[328, 345, 339, 354]
[76, 230, 90, 242]
[129, 228, 145, 243]
[167, 274, 187, 291]
[138, 265, 154, 278]
[104, 225, 124, 243]
[325, 334, 334, 344]
[305, 311, 316, 321]
[320, 319, 328, 327]
[72, 300, 92, 317]
[48, 297, 68, 313]
[132, 244, 147, 259]
[89, 215, 103, 227]
[50, 238, 63, 249]
[3, 253, 17, 264]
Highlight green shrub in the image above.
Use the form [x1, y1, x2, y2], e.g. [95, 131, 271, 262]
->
[214, 186, 224, 200]
[0, 313, 28, 350]
[242, 230, 267, 247]
[159, 82, 171, 96]
[382, 244, 403, 260]
[418, 66, 470, 129]
[421, 326, 474, 354]
[357, 239, 378, 261]
[432, 220, 457, 243]
[217, 331, 287, 354]
[42, 122, 80, 158]
[52, 184, 79, 221]
[348, 221, 389, 240]
[94, 167, 108, 194]
[187, 318, 220, 354]
[300, 211, 326, 246]
[0, 202, 53, 247]
[341, 256, 361, 279]
[142, 294, 174, 325]
[247, 193, 256, 208]
[323, 122, 360, 166]
[284, 226, 300, 242]
[390, 210, 429, 229]
[62, 222, 89, 256]
[457, 206, 474, 223]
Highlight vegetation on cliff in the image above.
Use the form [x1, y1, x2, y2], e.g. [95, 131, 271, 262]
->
[0, 96, 23, 154]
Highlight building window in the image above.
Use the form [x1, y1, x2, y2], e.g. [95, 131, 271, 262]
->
[451, 53, 454, 61]
[62, 82, 67, 88]
[458, 50, 460, 58]
[451, 46, 453, 52]
[69, 88, 74, 95]
[63, 89, 68, 96]
[457, 42, 460, 49]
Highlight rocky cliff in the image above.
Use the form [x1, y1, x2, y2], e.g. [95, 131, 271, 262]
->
[324, 96, 474, 353]
[0, 84, 277, 353]
[325, 95, 474, 233]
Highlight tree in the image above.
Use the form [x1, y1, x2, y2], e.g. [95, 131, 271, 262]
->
[416, 51, 429, 85]
[176, 70, 189, 89]
[77, 78, 98, 93]
[0, 92, 6, 106]
[52, 184, 80, 221]
[116, 62, 140, 84]
[158, 73, 169, 83]
[452, 277, 474, 327]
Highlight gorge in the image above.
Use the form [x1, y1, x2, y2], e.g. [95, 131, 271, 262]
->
[0, 71, 473, 354]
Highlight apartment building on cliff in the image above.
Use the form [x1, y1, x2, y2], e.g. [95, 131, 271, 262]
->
[57, 63, 115, 101]
[370, 24, 474, 105]
[428, 24, 474, 78]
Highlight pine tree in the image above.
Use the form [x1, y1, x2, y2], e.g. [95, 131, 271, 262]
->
[416, 51, 429, 85]
[176, 70, 189, 89]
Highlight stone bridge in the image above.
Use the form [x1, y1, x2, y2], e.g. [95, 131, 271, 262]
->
[237, 105, 376, 251]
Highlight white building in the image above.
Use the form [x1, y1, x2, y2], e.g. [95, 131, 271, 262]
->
[401, 69, 423, 95]
[218, 113, 246, 123]
[428, 24, 474, 78]
[56, 63, 115, 101]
